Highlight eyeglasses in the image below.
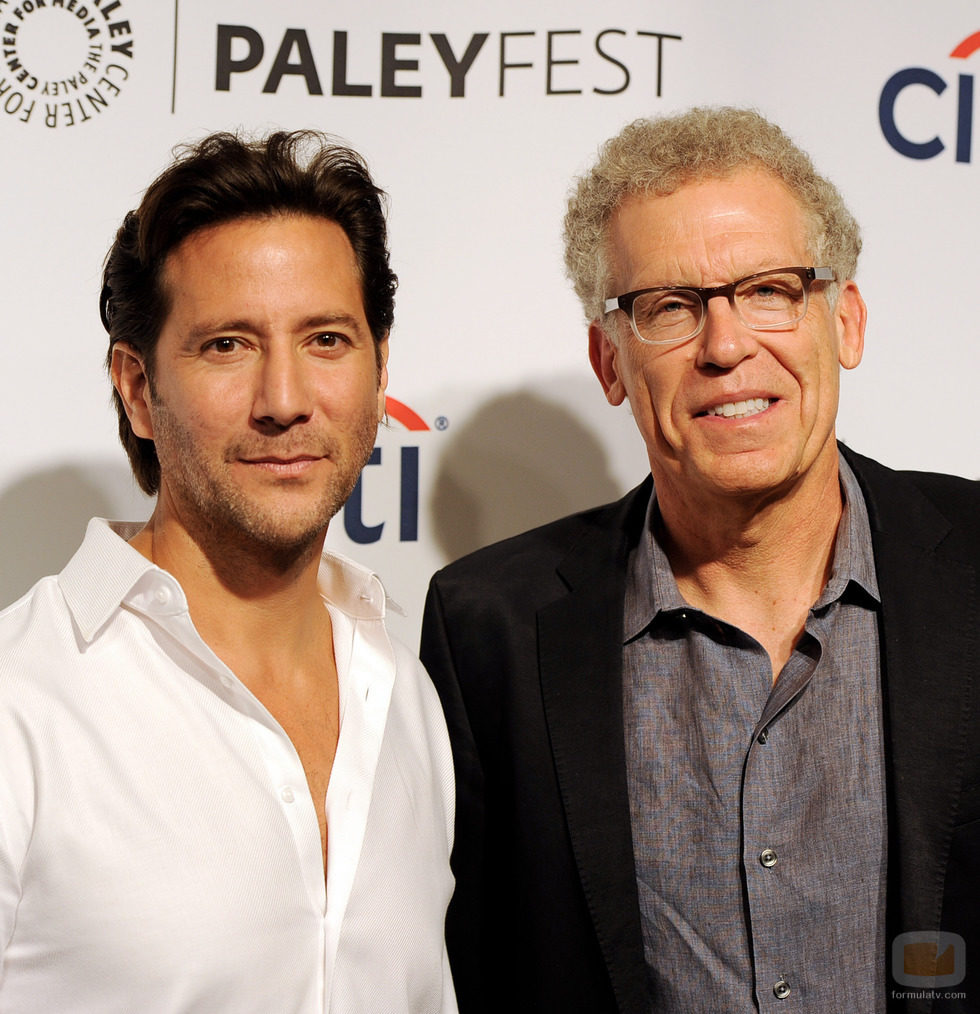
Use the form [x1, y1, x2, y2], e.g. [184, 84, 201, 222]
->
[603, 266, 835, 346]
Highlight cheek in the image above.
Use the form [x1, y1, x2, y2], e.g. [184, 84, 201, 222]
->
[150, 388, 231, 451]
[628, 357, 682, 421]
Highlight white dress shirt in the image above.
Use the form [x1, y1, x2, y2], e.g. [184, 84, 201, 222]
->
[0, 519, 457, 1013]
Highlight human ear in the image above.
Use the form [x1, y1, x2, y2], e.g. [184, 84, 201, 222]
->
[588, 320, 628, 406]
[835, 280, 867, 371]
[376, 335, 390, 421]
[110, 342, 155, 439]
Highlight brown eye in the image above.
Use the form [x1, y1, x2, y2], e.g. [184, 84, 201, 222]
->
[312, 332, 349, 351]
[204, 337, 241, 354]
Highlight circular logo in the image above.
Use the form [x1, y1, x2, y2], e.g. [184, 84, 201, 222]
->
[1, 0, 136, 129]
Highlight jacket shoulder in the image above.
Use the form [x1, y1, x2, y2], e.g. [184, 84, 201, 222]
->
[842, 446, 979, 559]
[429, 479, 651, 599]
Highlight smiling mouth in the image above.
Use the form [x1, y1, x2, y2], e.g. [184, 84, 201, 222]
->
[703, 397, 772, 420]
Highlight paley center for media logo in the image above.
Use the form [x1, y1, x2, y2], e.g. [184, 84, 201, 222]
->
[0, 0, 135, 128]
[879, 29, 979, 163]
[342, 396, 443, 545]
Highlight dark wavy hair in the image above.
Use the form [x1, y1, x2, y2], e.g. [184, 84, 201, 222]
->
[101, 130, 397, 495]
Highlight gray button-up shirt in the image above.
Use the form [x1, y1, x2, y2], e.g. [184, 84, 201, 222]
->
[623, 456, 887, 1012]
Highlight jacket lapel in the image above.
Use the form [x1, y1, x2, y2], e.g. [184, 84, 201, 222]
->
[537, 480, 651, 1013]
[845, 449, 977, 951]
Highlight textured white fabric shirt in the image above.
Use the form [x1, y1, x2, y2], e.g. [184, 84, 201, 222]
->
[0, 519, 457, 1014]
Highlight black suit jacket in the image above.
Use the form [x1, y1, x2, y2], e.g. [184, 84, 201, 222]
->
[420, 447, 980, 1014]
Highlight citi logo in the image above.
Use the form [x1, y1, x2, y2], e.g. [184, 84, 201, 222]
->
[879, 30, 979, 162]
[342, 396, 430, 545]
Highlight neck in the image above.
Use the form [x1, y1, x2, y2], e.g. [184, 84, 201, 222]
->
[129, 509, 331, 684]
[653, 456, 844, 676]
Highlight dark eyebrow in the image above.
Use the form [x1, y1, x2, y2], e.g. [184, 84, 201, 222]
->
[299, 313, 366, 335]
[185, 312, 368, 344]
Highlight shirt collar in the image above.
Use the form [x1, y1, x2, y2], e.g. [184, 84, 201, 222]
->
[815, 454, 880, 609]
[58, 518, 392, 643]
[58, 519, 161, 643]
[624, 452, 881, 642]
[316, 549, 390, 620]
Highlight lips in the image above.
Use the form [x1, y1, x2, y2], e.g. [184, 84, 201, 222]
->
[237, 454, 326, 477]
[703, 397, 772, 419]
[242, 455, 321, 465]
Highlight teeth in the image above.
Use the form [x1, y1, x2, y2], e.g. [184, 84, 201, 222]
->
[706, 398, 771, 419]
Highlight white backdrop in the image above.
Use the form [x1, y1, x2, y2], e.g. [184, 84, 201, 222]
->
[2, 0, 977, 643]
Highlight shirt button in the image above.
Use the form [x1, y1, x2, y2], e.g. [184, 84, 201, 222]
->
[757, 729, 769, 744]
[774, 979, 791, 999]
[280, 787, 295, 804]
[154, 587, 171, 606]
[760, 848, 778, 868]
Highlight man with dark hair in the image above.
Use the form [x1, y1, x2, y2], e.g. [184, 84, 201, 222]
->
[421, 107, 979, 1014]
[0, 131, 457, 1013]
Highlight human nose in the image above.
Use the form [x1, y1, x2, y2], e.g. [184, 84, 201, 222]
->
[694, 293, 759, 369]
[251, 345, 314, 428]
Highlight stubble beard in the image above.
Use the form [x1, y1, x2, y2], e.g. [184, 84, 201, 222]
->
[149, 397, 379, 572]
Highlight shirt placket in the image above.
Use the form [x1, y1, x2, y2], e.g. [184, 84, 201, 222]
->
[741, 642, 821, 1011]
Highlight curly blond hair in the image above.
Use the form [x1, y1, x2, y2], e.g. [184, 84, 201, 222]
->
[563, 106, 861, 322]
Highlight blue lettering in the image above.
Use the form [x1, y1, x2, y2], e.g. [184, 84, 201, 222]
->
[343, 447, 384, 543]
[956, 74, 973, 164]
[342, 443, 421, 543]
[879, 67, 946, 160]
[399, 446, 419, 541]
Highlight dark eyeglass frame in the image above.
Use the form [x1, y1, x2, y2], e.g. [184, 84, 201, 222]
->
[603, 266, 836, 346]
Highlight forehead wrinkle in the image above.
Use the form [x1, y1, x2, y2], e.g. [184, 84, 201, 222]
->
[611, 182, 811, 293]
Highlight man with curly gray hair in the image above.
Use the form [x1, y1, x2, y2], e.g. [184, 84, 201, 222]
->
[422, 107, 979, 1013]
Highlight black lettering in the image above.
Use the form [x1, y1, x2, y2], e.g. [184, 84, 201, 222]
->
[380, 32, 420, 97]
[215, 24, 263, 91]
[332, 31, 370, 96]
[430, 32, 487, 98]
[593, 28, 628, 95]
[263, 28, 322, 95]
[85, 84, 107, 111]
[546, 30, 581, 95]
[499, 31, 533, 97]
[636, 31, 681, 97]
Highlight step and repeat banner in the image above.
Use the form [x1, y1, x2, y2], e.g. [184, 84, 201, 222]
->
[1, 0, 977, 642]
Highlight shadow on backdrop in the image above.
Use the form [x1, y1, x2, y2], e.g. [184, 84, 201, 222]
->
[0, 463, 152, 609]
[430, 388, 623, 563]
